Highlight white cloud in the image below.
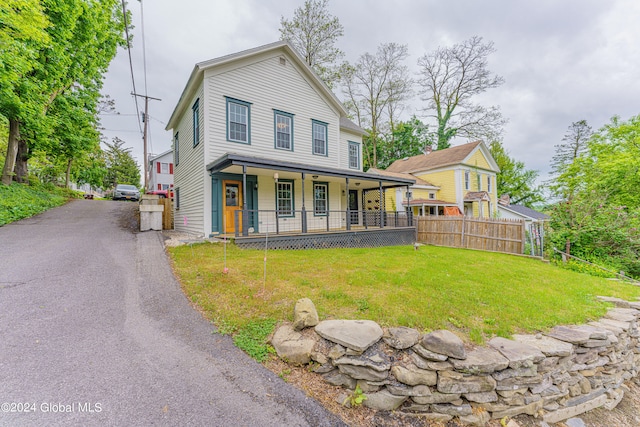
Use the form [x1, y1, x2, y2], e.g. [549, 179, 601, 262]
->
[100, 0, 640, 189]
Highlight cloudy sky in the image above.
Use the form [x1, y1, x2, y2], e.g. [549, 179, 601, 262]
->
[100, 0, 640, 190]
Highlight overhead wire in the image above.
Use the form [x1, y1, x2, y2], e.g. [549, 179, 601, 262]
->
[120, 0, 143, 135]
[140, 0, 154, 156]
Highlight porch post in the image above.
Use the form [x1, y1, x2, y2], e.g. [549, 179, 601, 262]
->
[242, 165, 248, 236]
[345, 178, 350, 231]
[301, 172, 307, 233]
[379, 181, 384, 228]
[406, 185, 412, 226]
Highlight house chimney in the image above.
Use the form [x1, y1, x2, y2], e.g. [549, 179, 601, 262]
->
[424, 145, 433, 155]
[498, 194, 511, 206]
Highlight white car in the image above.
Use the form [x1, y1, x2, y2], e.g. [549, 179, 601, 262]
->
[113, 184, 140, 201]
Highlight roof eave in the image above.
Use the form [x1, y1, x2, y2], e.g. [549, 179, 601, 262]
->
[206, 153, 415, 186]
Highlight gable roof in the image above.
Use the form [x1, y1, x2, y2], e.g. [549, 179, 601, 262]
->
[149, 149, 173, 162]
[340, 117, 366, 135]
[166, 41, 347, 131]
[386, 141, 499, 174]
[499, 204, 550, 221]
[367, 168, 435, 186]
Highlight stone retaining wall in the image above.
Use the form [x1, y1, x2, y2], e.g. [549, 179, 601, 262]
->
[270, 296, 640, 425]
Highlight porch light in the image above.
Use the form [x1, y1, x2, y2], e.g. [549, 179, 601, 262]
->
[312, 175, 318, 179]
[274, 172, 279, 182]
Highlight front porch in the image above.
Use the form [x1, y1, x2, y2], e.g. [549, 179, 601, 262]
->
[207, 153, 417, 248]
[222, 209, 415, 249]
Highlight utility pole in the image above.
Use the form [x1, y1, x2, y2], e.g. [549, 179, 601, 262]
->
[132, 92, 161, 191]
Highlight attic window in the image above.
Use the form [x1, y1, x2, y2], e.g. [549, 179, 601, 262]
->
[279, 57, 286, 66]
[429, 192, 436, 200]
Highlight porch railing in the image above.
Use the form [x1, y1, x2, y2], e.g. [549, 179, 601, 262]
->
[232, 209, 414, 237]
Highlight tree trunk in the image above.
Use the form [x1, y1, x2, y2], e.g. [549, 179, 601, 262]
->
[1, 119, 20, 185]
[15, 138, 30, 183]
[66, 158, 72, 188]
[565, 238, 571, 257]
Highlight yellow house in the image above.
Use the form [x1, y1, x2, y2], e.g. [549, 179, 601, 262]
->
[379, 141, 500, 218]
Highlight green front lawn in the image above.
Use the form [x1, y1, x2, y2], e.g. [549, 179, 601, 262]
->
[169, 243, 640, 345]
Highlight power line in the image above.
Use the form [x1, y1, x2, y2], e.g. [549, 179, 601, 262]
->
[120, 0, 143, 134]
[141, 0, 149, 98]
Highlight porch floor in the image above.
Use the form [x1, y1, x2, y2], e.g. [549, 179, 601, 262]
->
[213, 226, 417, 250]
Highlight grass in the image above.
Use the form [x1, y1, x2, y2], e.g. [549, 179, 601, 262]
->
[169, 242, 640, 349]
[0, 182, 80, 226]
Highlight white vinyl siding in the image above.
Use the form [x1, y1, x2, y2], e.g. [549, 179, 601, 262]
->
[274, 110, 293, 150]
[226, 97, 250, 144]
[172, 84, 205, 235]
[255, 175, 343, 234]
[276, 180, 294, 217]
[340, 129, 362, 172]
[204, 52, 343, 168]
[348, 141, 359, 169]
[312, 120, 328, 156]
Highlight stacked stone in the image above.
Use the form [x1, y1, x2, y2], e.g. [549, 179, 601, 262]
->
[270, 297, 640, 425]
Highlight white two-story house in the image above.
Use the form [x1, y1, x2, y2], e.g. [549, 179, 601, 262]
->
[148, 149, 174, 193]
[165, 41, 414, 247]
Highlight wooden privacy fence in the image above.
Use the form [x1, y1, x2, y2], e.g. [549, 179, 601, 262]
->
[159, 197, 174, 230]
[417, 216, 526, 255]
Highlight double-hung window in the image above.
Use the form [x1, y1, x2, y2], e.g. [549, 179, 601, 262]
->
[348, 141, 359, 169]
[276, 180, 294, 217]
[464, 170, 470, 190]
[312, 120, 327, 156]
[313, 182, 328, 216]
[487, 175, 492, 193]
[226, 97, 251, 144]
[192, 99, 200, 147]
[274, 110, 293, 150]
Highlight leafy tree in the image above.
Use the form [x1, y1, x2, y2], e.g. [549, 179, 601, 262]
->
[280, 0, 344, 88]
[549, 120, 592, 201]
[46, 89, 102, 188]
[551, 120, 592, 176]
[417, 36, 506, 150]
[103, 137, 140, 189]
[0, 0, 50, 184]
[548, 115, 640, 277]
[377, 116, 431, 169]
[1, 0, 126, 185]
[73, 150, 106, 190]
[489, 140, 543, 207]
[341, 43, 412, 168]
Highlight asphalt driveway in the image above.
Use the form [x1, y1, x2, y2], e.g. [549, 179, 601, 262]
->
[0, 200, 344, 426]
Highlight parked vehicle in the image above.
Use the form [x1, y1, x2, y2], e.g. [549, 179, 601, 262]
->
[146, 189, 173, 199]
[113, 184, 141, 201]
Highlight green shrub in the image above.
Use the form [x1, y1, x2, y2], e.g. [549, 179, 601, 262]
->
[0, 182, 71, 226]
[553, 259, 617, 279]
[232, 319, 277, 362]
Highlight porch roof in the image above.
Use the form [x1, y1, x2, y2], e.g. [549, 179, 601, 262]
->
[206, 153, 415, 188]
[403, 198, 458, 207]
